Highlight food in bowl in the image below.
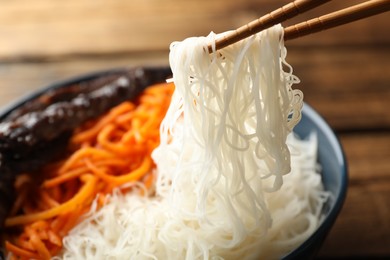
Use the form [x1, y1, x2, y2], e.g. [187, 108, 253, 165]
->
[0, 25, 347, 259]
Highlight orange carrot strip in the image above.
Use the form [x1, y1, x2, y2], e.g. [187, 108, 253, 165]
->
[47, 229, 62, 246]
[120, 128, 136, 143]
[97, 124, 116, 144]
[30, 232, 51, 260]
[132, 118, 142, 142]
[26, 225, 49, 241]
[47, 185, 62, 202]
[5, 241, 40, 259]
[116, 111, 135, 125]
[41, 190, 60, 209]
[50, 212, 71, 233]
[94, 158, 129, 169]
[37, 193, 51, 212]
[63, 179, 80, 203]
[138, 113, 158, 132]
[42, 166, 89, 188]
[86, 156, 151, 185]
[58, 147, 115, 174]
[17, 235, 35, 251]
[43, 158, 128, 188]
[59, 206, 89, 236]
[5, 174, 97, 227]
[71, 102, 135, 144]
[30, 220, 49, 230]
[97, 193, 107, 207]
[97, 125, 147, 156]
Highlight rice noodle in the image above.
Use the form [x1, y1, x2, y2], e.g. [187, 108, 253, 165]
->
[57, 25, 329, 260]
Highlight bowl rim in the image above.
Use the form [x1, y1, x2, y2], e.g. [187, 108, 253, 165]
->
[0, 67, 348, 259]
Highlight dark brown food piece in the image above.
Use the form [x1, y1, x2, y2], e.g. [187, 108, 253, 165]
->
[0, 67, 172, 157]
[4, 74, 123, 121]
[0, 66, 172, 230]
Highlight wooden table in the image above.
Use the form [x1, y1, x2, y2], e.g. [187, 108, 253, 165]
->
[1, 1, 389, 258]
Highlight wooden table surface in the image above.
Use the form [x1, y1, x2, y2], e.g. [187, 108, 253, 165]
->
[1, 0, 389, 259]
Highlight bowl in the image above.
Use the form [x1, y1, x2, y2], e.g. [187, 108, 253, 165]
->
[0, 67, 348, 259]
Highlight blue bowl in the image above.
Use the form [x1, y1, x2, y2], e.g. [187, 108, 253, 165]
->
[0, 68, 348, 259]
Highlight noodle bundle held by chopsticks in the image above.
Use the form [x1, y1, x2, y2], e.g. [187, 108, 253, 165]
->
[56, 25, 329, 260]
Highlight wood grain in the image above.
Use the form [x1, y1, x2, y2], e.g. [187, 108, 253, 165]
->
[319, 133, 390, 258]
[0, 0, 388, 59]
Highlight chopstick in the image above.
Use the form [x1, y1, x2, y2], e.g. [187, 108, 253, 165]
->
[284, 0, 390, 41]
[209, 0, 390, 52]
[209, 0, 331, 52]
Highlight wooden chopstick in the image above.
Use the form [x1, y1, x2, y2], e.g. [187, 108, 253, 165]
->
[209, 0, 331, 52]
[209, 0, 390, 52]
[284, 0, 390, 41]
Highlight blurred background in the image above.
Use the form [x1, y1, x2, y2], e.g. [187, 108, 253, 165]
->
[0, 0, 389, 258]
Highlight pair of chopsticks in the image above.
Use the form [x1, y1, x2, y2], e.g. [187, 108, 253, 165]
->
[209, 0, 390, 52]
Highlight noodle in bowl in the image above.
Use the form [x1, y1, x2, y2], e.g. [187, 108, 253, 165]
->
[58, 25, 346, 259]
[0, 24, 347, 260]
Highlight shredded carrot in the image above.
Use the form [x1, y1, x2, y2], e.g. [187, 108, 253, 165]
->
[3, 82, 174, 259]
[85, 156, 152, 185]
[58, 147, 116, 174]
[6, 174, 97, 227]
[5, 241, 40, 260]
[29, 232, 51, 260]
[40, 190, 60, 208]
[71, 101, 136, 144]
[41, 166, 90, 188]
[42, 158, 128, 188]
